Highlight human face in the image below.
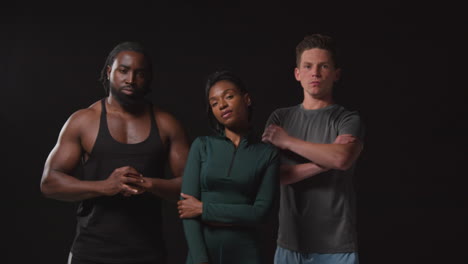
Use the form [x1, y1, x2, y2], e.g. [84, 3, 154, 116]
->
[295, 48, 340, 100]
[107, 51, 150, 105]
[208, 80, 251, 130]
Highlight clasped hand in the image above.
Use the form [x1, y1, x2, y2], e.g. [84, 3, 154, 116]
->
[105, 166, 153, 197]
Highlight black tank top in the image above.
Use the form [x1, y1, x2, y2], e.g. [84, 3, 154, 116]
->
[71, 99, 167, 263]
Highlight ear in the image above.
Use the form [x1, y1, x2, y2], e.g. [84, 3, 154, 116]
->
[106, 65, 111, 80]
[334, 68, 341, 82]
[294, 67, 300, 81]
[244, 93, 252, 106]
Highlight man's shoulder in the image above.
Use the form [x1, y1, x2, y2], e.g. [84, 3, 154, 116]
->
[152, 106, 186, 139]
[329, 104, 362, 121]
[153, 107, 180, 127]
[270, 105, 301, 118]
[55, 100, 102, 139]
[67, 100, 102, 125]
[265, 105, 300, 126]
[271, 105, 300, 114]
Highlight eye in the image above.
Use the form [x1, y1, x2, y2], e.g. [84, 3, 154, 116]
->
[211, 102, 218, 107]
[321, 64, 329, 69]
[136, 71, 145, 78]
[119, 68, 128, 74]
[226, 94, 234, 100]
[304, 65, 311, 69]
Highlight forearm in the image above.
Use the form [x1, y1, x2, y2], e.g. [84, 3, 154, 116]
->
[182, 218, 209, 263]
[285, 137, 358, 170]
[148, 177, 182, 201]
[280, 163, 329, 185]
[202, 202, 272, 225]
[40, 171, 106, 202]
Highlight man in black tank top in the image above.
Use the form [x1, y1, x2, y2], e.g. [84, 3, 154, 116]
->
[40, 42, 190, 264]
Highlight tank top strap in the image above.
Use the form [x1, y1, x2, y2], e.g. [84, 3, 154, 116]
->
[100, 98, 108, 129]
[148, 103, 162, 141]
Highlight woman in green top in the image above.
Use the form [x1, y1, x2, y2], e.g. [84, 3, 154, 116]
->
[177, 70, 279, 264]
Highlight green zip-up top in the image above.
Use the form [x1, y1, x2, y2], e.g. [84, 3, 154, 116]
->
[181, 134, 279, 264]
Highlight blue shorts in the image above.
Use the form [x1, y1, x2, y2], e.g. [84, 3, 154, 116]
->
[274, 246, 359, 264]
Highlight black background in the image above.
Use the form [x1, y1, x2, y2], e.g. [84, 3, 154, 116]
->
[2, 1, 466, 264]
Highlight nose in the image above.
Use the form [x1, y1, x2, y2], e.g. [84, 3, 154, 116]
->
[218, 99, 228, 110]
[311, 65, 321, 77]
[125, 71, 136, 84]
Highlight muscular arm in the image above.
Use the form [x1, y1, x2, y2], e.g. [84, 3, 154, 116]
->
[139, 110, 189, 201]
[263, 125, 363, 171]
[41, 111, 142, 202]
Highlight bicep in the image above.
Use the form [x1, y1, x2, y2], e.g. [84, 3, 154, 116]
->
[168, 132, 189, 178]
[44, 118, 83, 175]
[158, 111, 190, 178]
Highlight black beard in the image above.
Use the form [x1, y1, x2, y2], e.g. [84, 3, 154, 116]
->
[111, 85, 147, 107]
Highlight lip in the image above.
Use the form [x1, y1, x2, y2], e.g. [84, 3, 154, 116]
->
[221, 110, 233, 119]
[310, 81, 320, 86]
[121, 86, 135, 95]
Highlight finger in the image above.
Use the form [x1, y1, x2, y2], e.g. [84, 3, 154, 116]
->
[121, 187, 139, 196]
[122, 184, 139, 194]
[124, 166, 141, 175]
[180, 193, 188, 199]
[125, 172, 143, 179]
[124, 176, 145, 184]
[182, 193, 193, 199]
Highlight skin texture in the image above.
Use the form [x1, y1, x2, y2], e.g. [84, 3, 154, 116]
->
[262, 48, 363, 183]
[41, 50, 189, 202]
[177, 80, 251, 220]
[294, 48, 341, 107]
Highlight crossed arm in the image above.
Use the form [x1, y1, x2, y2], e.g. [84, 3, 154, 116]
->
[262, 124, 363, 185]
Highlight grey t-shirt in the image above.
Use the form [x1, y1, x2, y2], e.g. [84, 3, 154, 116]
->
[266, 104, 364, 253]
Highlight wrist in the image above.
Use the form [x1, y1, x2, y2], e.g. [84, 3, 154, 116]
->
[283, 136, 293, 150]
[95, 180, 111, 196]
[198, 202, 203, 216]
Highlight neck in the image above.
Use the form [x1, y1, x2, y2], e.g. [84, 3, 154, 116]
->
[302, 93, 334, 110]
[224, 124, 249, 147]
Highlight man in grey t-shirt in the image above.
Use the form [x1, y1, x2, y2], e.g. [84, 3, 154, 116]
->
[262, 34, 364, 264]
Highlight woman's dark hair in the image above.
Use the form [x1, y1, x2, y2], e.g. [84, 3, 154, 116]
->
[205, 70, 252, 134]
[99, 41, 153, 94]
